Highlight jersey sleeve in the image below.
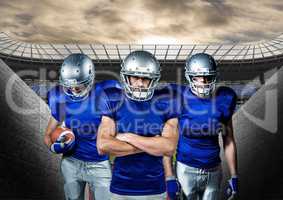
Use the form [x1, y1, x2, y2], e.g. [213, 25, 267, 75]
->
[95, 89, 115, 119]
[165, 96, 183, 121]
[163, 84, 183, 121]
[47, 87, 65, 122]
[220, 88, 237, 124]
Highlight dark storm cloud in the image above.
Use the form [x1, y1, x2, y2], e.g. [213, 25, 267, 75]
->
[144, 0, 234, 26]
[0, 0, 282, 44]
[15, 14, 33, 26]
[199, 0, 235, 26]
[217, 31, 269, 43]
[84, 4, 143, 42]
[168, 24, 190, 34]
[140, 0, 236, 41]
[85, 6, 123, 25]
[143, 0, 194, 14]
[84, 5, 137, 42]
[12, 31, 35, 38]
[266, 2, 283, 11]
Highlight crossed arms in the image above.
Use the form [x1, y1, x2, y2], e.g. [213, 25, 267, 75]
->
[96, 116, 179, 157]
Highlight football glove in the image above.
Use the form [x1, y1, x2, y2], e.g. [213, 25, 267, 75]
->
[226, 175, 238, 200]
[50, 132, 75, 154]
[166, 176, 180, 200]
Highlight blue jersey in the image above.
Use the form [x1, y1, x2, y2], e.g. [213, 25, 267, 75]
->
[47, 80, 119, 162]
[177, 85, 237, 169]
[96, 83, 179, 196]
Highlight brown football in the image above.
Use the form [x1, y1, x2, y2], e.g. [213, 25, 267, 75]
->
[50, 127, 75, 143]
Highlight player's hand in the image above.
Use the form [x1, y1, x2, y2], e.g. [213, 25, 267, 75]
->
[50, 133, 75, 154]
[166, 176, 180, 200]
[226, 175, 238, 200]
[44, 135, 52, 148]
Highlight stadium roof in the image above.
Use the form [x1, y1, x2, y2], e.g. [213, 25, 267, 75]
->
[1, 32, 283, 63]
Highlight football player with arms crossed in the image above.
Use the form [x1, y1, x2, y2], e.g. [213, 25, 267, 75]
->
[44, 53, 112, 200]
[96, 50, 179, 200]
[165, 53, 238, 200]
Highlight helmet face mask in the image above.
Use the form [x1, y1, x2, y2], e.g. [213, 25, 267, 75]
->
[185, 53, 218, 98]
[122, 74, 159, 100]
[61, 79, 93, 99]
[187, 75, 216, 97]
[120, 51, 160, 101]
[59, 53, 95, 101]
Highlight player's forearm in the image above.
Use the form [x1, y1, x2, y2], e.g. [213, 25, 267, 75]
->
[97, 137, 142, 156]
[44, 116, 59, 148]
[126, 134, 176, 156]
[224, 139, 238, 176]
[44, 126, 56, 147]
[44, 126, 54, 147]
[109, 138, 143, 157]
[163, 156, 174, 177]
[44, 135, 52, 148]
[111, 145, 143, 157]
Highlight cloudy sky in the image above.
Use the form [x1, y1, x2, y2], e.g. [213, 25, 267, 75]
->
[0, 0, 283, 44]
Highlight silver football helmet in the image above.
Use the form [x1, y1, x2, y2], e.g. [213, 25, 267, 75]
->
[120, 50, 161, 101]
[185, 53, 218, 97]
[59, 53, 95, 101]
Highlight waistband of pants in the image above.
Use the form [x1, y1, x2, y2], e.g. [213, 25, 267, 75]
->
[200, 165, 221, 172]
[63, 155, 109, 165]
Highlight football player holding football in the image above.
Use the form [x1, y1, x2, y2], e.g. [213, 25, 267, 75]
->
[173, 53, 238, 200]
[96, 50, 179, 200]
[44, 53, 112, 200]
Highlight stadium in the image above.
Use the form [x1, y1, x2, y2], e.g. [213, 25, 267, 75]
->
[0, 32, 282, 199]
